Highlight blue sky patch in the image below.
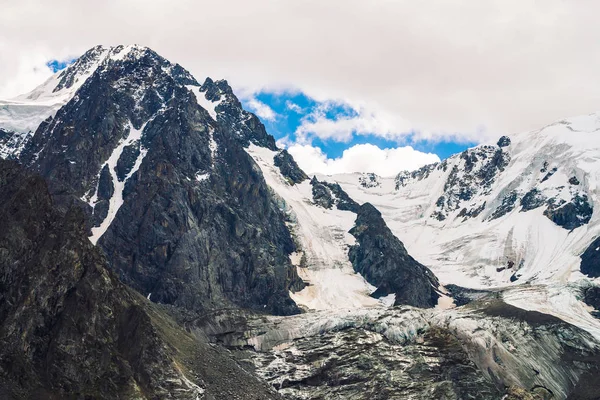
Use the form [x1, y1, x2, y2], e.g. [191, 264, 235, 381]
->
[46, 59, 75, 73]
[241, 90, 476, 162]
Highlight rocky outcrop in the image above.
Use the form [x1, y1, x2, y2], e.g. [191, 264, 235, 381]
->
[323, 181, 361, 213]
[540, 166, 557, 183]
[520, 188, 593, 230]
[490, 190, 518, 220]
[349, 203, 440, 307]
[310, 176, 360, 213]
[580, 237, 600, 278]
[274, 149, 308, 184]
[396, 162, 441, 189]
[200, 77, 278, 150]
[310, 176, 334, 209]
[0, 160, 280, 400]
[497, 135, 511, 147]
[359, 172, 381, 188]
[543, 193, 593, 230]
[0, 128, 32, 159]
[306, 175, 439, 307]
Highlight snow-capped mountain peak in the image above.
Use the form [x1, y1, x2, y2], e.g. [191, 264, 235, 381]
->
[0, 45, 198, 158]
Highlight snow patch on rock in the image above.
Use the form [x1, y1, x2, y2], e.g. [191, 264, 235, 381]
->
[89, 121, 148, 245]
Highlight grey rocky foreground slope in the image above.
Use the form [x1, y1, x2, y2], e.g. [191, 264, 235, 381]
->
[241, 298, 600, 399]
[0, 159, 280, 399]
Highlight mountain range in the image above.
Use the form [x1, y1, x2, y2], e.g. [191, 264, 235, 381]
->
[1, 44, 599, 399]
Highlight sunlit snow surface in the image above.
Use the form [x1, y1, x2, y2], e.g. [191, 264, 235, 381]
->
[321, 113, 600, 338]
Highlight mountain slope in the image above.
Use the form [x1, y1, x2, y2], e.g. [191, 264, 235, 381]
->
[246, 144, 441, 309]
[15, 45, 303, 316]
[0, 159, 280, 399]
[331, 119, 600, 288]
[328, 114, 600, 340]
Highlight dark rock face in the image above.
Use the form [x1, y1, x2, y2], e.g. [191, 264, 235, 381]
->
[497, 135, 511, 147]
[580, 237, 600, 278]
[200, 78, 278, 150]
[97, 164, 114, 199]
[100, 106, 302, 314]
[582, 286, 600, 318]
[520, 188, 547, 211]
[543, 193, 593, 230]
[349, 203, 440, 307]
[491, 191, 518, 220]
[0, 160, 280, 400]
[115, 142, 140, 180]
[19, 46, 302, 316]
[323, 181, 361, 213]
[418, 146, 510, 221]
[274, 149, 308, 184]
[90, 164, 114, 226]
[310, 176, 334, 209]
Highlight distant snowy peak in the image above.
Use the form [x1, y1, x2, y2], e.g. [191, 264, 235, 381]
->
[13, 46, 109, 106]
[390, 121, 596, 230]
[330, 112, 600, 292]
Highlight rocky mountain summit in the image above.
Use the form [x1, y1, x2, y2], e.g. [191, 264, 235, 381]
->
[13, 45, 303, 316]
[1, 45, 600, 399]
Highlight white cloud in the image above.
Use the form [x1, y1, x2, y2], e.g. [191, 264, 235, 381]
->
[286, 100, 302, 113]
[1, 1, 599, 141]
[295, 101, 414, 143]
[286, 143, 440, 177]
[244, 97, 277, 121]
[0, 45, 55, 98]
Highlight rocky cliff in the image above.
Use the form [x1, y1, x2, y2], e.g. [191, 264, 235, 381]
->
[0, 159, 280, 399]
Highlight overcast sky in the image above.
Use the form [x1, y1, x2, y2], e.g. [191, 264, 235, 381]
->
[2, 0, 599, 175]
